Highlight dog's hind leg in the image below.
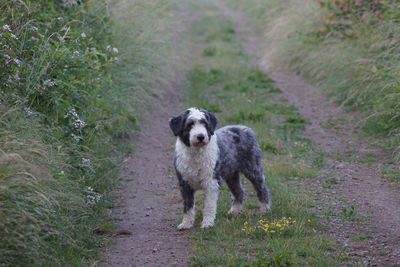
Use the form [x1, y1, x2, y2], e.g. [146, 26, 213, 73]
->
[178, 181, 195, 230]
[243, 168, 271, 213]
[225, 172, 244, 215]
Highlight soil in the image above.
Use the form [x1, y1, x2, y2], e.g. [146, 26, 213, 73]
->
[101, 87, 189, 267]
[215, 0, 400, 265]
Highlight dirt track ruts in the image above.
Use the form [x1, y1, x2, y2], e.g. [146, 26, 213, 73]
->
[102, 86, 188, 266]
[216, 0, 400, 265]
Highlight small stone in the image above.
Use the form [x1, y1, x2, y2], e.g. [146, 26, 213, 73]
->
[146, 213, 150, 216]
[153, 248, 158, 253]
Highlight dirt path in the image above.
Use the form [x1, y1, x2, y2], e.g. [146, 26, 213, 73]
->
[102, 86, 188, 266]
[216, 0, 400, 265]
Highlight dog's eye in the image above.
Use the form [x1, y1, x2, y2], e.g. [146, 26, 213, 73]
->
[185, 122, 194, 129]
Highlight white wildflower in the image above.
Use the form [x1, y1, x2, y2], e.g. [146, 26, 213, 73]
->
[87, 186, 94, 192]
[57, 17, 64, 22]
[31, 26, 38, 32]
[114, 57, 119, 62]
[4, 54, 11, 60]
[71, 133, 82, 142]
[3, 25, 11, 32]
[58, 37, 65, 43]
[14, 72, 20, 81]
[10, 33, 18, 40]
[31, 36, 39, 42]
[13, 58, 21, 66]
[25, 108, 34, 115]
[112, 47, 119, 54]
[73, 119, 86, 129]
[81, 32, 86, 38]
[65, 108, 78, 118]
[73, 50, 79, 56]
[82, 158, 91, 167]
[106, 45, 111, 51]
[43, 79, 55, 87]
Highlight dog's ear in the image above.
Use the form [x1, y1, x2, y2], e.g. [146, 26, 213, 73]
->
[206, 111, 218, 135]
[169, 113, 185, 136]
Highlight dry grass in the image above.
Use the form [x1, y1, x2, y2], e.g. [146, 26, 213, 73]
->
[226, 0, 400, 156]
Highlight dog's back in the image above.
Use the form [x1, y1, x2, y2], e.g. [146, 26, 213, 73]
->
[215, 125, 263, 179]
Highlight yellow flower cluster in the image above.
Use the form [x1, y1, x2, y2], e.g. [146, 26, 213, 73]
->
[242, 217, 296, 235]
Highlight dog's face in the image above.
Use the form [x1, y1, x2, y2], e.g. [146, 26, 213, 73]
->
[169, 108, 218, 147]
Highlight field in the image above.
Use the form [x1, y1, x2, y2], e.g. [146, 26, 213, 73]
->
[1, 0, 399, 266]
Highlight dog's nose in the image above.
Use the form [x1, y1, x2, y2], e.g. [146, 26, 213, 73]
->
[197, 134, 205, 142]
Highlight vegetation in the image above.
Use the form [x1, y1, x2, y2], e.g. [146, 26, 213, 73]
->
[0, 0, 182, 265]
[181, 2, 341, 265]
[226, 0, 400, 157]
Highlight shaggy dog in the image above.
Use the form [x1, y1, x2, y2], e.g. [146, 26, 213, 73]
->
[169, 108, 271, 229]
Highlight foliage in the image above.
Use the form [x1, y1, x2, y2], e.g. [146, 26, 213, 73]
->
[315, 0, 399, 36]
[0, 0, 182, 265]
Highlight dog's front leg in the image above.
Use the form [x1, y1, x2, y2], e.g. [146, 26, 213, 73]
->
[178, 181, 195, 230]
[201, 179, 219, 228]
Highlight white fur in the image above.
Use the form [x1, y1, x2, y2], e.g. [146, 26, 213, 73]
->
[228, 203, 243, 215]
[187, 108, 209, 147]
[175, 133, 220, 228]
[177, 206, 195, 230]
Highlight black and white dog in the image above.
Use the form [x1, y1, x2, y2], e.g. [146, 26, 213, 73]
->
[169, 108, 271, 229]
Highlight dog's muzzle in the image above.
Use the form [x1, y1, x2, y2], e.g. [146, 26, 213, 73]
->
[192, 134, 207, 147]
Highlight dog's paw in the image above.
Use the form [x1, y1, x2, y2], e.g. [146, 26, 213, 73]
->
[200, 219, 214, 229]
[259, 203, 271, 214]
[227, 204, 243, 215]
[177, 221, 193, 230]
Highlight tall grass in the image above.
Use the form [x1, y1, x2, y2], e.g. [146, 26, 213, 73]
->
[0, 0, 185, 265]
[226, 0, 400, 156]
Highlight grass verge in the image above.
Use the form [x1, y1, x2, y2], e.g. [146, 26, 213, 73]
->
[180, 1, 342, 265]
[0, 0, 183, 265]
[225, 0, 400, 158]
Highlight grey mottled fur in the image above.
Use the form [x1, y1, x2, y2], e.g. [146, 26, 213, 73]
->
[214, 125, 271, 207]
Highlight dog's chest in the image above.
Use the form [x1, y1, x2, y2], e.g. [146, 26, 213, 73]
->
[175, 139, 219, 190]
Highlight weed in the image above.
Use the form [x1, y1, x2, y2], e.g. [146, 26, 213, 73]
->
[260, 142, 279, 154]
[381, 167, 400, 186]
[342, 205, 356, 220]
[285, 116, 305, 124]
[252, 251, 293, 267]
[350, 234, 372, 241]
[203, 46, 217, 57]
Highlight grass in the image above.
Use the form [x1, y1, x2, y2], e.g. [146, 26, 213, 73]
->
[225, 0, 400, 158]
[0, 0, 184, 265]
[180, 1, 342, 265]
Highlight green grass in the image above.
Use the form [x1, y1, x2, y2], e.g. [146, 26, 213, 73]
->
[180, 1, 342, 265]
[0, 0, 184, 265]
[225, 0, 400, 158]
[382, 167, 400, 187]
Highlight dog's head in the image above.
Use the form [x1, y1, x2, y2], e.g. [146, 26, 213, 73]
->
[169, 108, 218, 147]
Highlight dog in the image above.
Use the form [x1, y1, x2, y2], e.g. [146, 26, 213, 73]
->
[169, 107, 271, 229]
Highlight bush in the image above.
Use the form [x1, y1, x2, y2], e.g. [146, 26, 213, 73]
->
[0, 0, 135, 265]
